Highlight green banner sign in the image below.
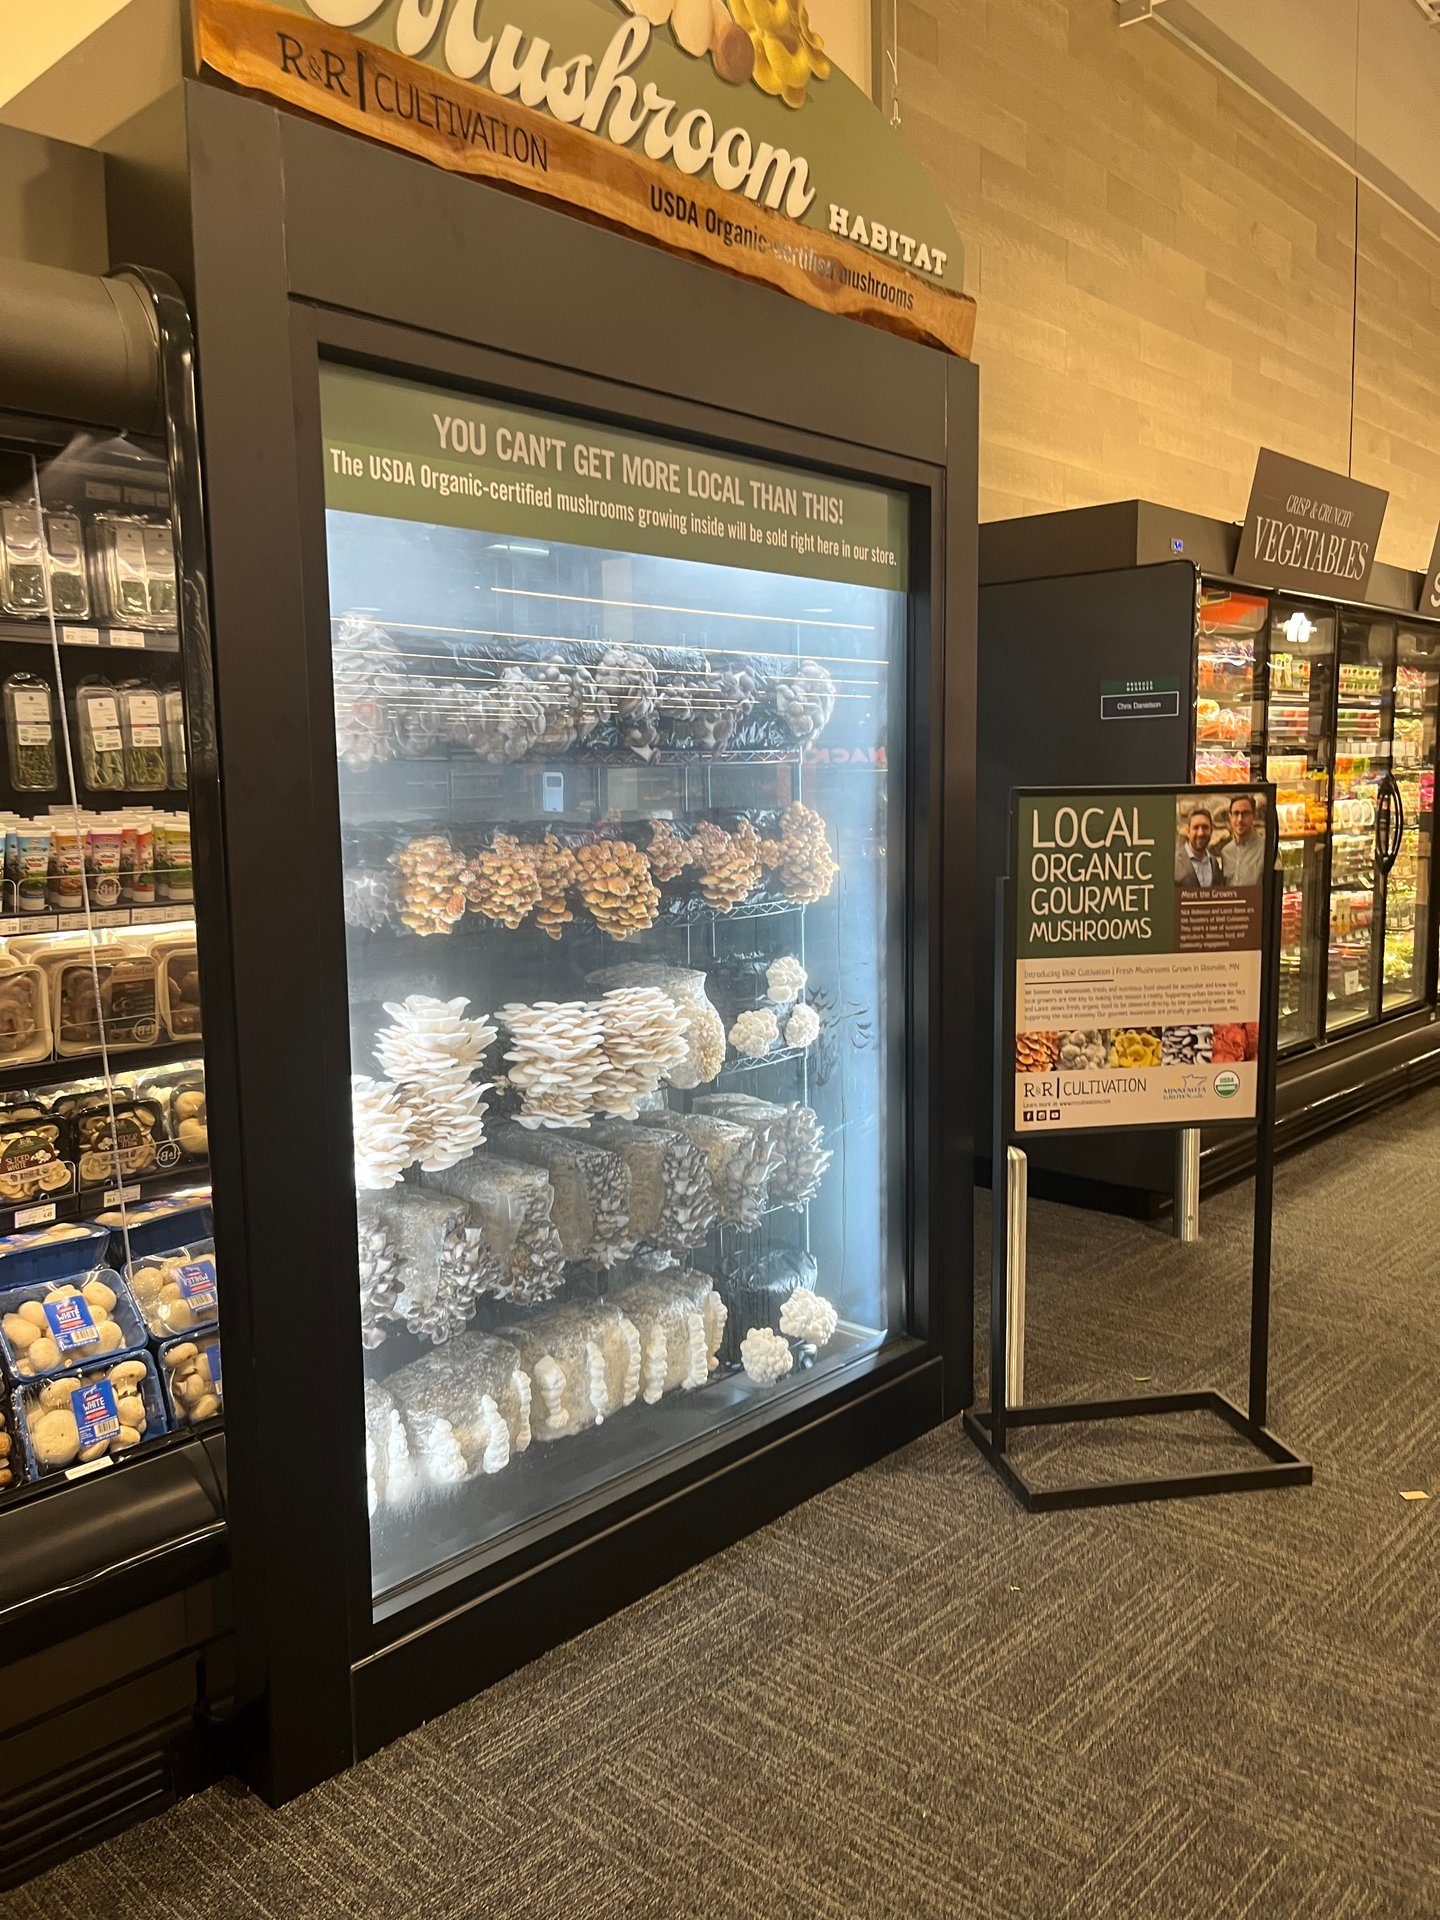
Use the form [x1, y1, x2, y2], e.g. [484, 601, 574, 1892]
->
[320, 360, 909, 588]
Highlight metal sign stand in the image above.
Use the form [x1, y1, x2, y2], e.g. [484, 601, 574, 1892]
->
[964, 793, 1312, 1511]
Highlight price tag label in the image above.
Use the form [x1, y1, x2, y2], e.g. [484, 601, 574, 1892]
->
[0, 917, 23, 937]
[61, 625, 97, 646]
[93, 909, 131, 927]
[55, 912, 89, 931]
[148, 906, 194, 924]
[108, 630, 147, 649]
[103, 1183, 141, 1209]
[64, 1454, 114, 1482]
[15, 1202, 57, 1227]
[1344, 969, 1360, 996]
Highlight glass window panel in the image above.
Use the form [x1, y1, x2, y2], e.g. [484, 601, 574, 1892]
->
[318, 364, 914, 1616]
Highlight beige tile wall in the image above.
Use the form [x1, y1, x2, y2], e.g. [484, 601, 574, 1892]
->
[891, 0, 1440, 571]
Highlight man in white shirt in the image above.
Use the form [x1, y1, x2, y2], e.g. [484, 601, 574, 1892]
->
[1221, 794, 1266, 887]
[1175, 807, 1226, 888]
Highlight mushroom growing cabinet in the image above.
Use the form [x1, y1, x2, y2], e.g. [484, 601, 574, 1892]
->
[176, 85, 975, 1796]
[327, 365, 914, 1607]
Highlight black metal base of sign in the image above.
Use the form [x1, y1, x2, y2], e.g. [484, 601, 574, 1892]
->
[962, 1390, 1312, 1513]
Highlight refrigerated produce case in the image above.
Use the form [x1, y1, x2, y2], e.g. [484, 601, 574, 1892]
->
[978, 501, 1440, 1211]
[157, 83, 975, 1800]
[0, 267, 232, 1882]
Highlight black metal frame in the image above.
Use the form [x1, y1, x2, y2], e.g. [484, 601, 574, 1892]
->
[964, 781, 1313, 1510]
[172, 81, 977, 1800]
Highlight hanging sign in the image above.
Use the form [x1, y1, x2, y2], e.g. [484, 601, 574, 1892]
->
[191, 0, 975, 358]
[1422, 524, 1440, 618]
[1237, 449, 1388, 599]
[1012, 785, 1271, 1133]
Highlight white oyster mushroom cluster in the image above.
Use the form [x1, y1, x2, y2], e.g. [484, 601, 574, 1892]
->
[594, 987, 690, 1118]
[3, 1276, 129, 1378]
[351, 997, 498, 1189]
[784, 1004, 821, 1050]
[740, 1325, 794, 1385]
[502, 988, 694, 1128]
[729, 1007, 780, 1059]
[503, 998, 607, 1128]
[778, 1287, 838, 1346]
[765, 955, 808, 1004]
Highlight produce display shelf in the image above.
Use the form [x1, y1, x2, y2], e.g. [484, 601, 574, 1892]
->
[0, 905, 194, 938]
[712, 1043, 807, 1078]
[0, 617, 180, 654]
[0, 1158, 209, 1237]
[0, 1039, 202, 1094]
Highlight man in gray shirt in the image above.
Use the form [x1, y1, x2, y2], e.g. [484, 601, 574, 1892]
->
[1221, 793, 1266, 887]
[1175, 806, 1226, 887]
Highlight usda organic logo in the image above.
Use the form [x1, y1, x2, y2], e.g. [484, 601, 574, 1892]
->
[1213, 1070, 1241, 1099]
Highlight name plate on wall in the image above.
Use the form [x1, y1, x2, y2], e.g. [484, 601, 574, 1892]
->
[1237, 449, 1388, 599]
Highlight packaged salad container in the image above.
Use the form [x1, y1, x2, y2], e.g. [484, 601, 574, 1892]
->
[119, 685, 167, 791]
[16, 1351, 166, 1476]
[0, 1268, 146, 1383]
[91, 515, 153, 627]
[74, 681, 126, 793]
[126, 1240, 218, 1339]
[3, 672, 58, 792]
[0, 504, 47, 616]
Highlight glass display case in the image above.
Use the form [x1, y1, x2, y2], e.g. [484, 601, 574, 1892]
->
[1263, 600, 1335, 1048]
[321, 364, 915, 1615]
[1382, 624, 1440, 1012]
[0, 413, 214, 1503]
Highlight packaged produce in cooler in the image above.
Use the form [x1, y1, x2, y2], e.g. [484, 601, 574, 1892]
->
[607, 1268, 727, 1403]
[416, 1154, 566, 1305]
[0, 1269, 144, 1380]
[125, 1241, 218, 1338]
[0, 504, 47, 615]
[74, 682, 126, 792]
[162, 688, 188, 788]
[0, 961, 50, 1066]
[118, 687, 168, 791]
[71, 1096, 162, 1186]
[0, 1105, 73, 1205]
[9, 822, 50, 914]
[0, 1393, 17, 1492]
[91, 515, 154, 627]
[142, 1069, 207, 1162]
[486, 1121, 635, 1267]
[4, 674, 57, 792]
[0, 1220, 106, 1286]
[155, 944, 202, 1039]
[158, 1333, 222, 1426]
[40, 511, 89, 619]
[141, 525, 178, 624]
[497, 1300, 641, 1440]
[53, 951, 159, 1054]
[17, 1352, 165, 1474]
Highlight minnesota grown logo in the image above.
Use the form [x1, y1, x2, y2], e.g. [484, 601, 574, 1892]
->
[194, 0, 974, 353]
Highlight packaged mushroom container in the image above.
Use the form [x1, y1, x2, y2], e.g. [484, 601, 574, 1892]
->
[125, 1240, 218, 1339]
[155, 944, 202, 1040]
[0, 1390, 18, 1493]
[53, 950, 160, 1055]
[158, 1332, 222, 1427]
[0, 1103, 74, 1206]
[141, 1068, 208, 1164]
[72, 1096, 162, 1188]
[0, 1269, 145, 1382]
[17, 1352, 166, 1477]
[0, 959, 52, 1067]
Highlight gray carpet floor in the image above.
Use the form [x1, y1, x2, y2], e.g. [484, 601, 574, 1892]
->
[10, 1094, 1439, 1920]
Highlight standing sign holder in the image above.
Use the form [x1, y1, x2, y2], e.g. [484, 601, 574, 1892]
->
[964, 783, 1313, 1511]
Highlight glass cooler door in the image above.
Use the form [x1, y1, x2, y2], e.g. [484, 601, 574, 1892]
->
[1382, 622, 1440, 1012]
[1327, 615, 1393, 1033]
[1261, 600, 1335, 1049]
[1195, 588, 1265, 786]
[319, 364, 913, 1616]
